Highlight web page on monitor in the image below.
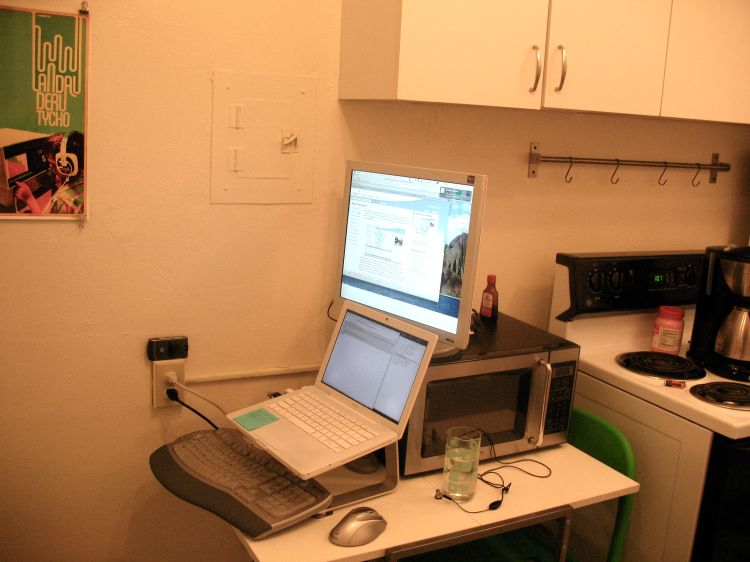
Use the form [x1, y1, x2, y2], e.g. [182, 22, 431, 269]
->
[343, 184, 446, 302]
[341, 170, 475, 334]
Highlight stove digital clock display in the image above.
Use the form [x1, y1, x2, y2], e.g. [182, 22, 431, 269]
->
[649, 271, 672, 289]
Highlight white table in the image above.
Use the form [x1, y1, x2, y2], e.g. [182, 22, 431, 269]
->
[236, 443, 639, 562]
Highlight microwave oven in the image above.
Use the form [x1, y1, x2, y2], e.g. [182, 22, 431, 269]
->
[399, 313, 579, 476]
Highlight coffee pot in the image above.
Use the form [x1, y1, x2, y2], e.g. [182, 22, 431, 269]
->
[715, 307, 750, 360]
[688, 246, 750, 381]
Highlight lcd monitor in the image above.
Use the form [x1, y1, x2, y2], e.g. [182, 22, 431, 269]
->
[333, 160, 487, 356]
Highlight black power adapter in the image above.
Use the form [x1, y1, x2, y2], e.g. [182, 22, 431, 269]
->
[147, 336, 189, 361]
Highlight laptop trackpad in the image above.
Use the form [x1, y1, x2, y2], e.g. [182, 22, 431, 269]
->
[254, 420, 334, 473]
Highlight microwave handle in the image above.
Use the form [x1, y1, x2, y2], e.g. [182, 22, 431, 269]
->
[531, 360, 553, 448]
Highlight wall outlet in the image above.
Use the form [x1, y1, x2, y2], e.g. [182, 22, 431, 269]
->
[152, 359, 185, 408]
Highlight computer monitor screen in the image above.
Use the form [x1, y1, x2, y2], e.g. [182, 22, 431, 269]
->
[335, 160, 487, 355]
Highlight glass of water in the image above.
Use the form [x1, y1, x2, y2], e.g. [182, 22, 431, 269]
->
[441, 427, 482, 502]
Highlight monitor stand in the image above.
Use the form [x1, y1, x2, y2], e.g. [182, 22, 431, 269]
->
[314, 442, 399, 514]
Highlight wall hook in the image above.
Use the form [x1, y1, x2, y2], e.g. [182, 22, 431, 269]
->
[658, 162, 668, 186]
[564, 157, 574, 183]
[610, 159, 621, 184]
[692, 164, 702, 187]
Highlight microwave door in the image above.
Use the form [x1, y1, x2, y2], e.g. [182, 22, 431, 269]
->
[419, 356, 544, 455]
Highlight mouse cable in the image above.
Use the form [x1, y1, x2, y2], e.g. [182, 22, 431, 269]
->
[326, 299, 336, 321]
[164, 374, 228, 415]
[166, 388, 219, 430]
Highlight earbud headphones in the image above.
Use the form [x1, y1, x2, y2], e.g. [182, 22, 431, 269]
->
[55, 135, 78, 177]
[433, 429, 552, 514]
[433, 483, 511, 514]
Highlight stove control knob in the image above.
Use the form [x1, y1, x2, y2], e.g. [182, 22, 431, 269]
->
[607, 268, 623, 292]
[588, 269, 604, 293]
[676, 268, 686, 285]
[684, 265, 698, 287]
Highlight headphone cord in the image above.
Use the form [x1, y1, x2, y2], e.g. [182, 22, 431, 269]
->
[436, 428, 553, 513]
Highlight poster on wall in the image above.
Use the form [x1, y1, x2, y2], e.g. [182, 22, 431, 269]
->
[0, 6, 88, 219]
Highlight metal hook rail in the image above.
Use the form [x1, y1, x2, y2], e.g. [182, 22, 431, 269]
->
[527, 141, 731, 185]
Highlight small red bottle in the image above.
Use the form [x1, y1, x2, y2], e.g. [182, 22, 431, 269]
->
[480, 274, 499, 327]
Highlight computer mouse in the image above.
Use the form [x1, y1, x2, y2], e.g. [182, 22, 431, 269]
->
[328, 506, 387, 547]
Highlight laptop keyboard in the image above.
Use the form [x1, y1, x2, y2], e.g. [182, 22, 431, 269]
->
[268, 391, 376, 453]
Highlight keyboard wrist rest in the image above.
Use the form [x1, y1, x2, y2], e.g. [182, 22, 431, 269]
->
[150, 444, 275, 538]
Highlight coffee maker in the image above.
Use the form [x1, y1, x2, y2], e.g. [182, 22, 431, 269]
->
[688, 246, 750, 381]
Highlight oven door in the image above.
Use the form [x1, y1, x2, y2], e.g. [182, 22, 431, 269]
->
[692, 434, 750, 562]
[402, 352, 555, 475]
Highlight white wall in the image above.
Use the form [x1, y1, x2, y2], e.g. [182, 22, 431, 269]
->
[1, 1, 748, 560]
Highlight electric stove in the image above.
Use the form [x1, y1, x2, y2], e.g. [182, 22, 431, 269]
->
[549, 251, 750, 562]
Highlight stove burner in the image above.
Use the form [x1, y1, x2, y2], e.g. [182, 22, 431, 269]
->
[616, 352, 706, 380]
[690, 382, 750, 410]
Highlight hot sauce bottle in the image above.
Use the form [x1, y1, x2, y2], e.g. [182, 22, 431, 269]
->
[480, 274, 499, 327]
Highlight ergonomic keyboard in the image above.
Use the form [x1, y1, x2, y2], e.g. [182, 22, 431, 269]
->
[149, 428, 333, 539]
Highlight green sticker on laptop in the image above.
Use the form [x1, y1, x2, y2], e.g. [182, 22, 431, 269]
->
[233, 408, 278, 431]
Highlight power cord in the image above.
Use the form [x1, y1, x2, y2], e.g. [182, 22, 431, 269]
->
[164, 374, 228, 415]
[165, 388, 218, 429]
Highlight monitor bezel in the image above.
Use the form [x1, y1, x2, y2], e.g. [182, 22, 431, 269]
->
[332, 160, 487, 352]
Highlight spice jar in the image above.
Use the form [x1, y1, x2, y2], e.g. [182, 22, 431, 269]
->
[651, 305, 685, 355]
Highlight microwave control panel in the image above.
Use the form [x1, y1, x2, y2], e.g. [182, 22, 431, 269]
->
[544, 361, 576, 434]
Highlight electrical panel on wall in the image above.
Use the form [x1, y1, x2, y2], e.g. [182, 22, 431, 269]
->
[210, 71, 316, 204]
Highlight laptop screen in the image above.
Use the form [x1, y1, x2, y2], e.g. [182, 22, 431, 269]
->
[321, 308, 430, 424]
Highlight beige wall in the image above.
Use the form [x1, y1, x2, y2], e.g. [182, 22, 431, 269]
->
[1, 1, 748, 560]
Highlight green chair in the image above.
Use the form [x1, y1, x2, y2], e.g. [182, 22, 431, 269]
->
[486, 407, 637, 562]
[404, 407, 637, 562]
[565, 407, 636, 562]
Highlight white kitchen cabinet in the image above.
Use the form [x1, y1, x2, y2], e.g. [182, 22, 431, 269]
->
[339, 0, 549, 109]
[661, 0, 750, 125]
[542, 0, 672, 116]
[339, 0, 748, 125]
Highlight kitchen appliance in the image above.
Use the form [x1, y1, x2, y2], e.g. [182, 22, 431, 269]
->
[689, 246, 750, 381]
[399, 313, 579, 476]
[550, 250, 750, 562]
[690, 381, 750, 410]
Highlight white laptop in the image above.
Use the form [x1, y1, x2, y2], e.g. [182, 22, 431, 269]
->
[227, 301, 437, 479]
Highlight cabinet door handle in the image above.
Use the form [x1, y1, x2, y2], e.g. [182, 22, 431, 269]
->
[529, 45, 541, 93]
[555, 45, 567, 92]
